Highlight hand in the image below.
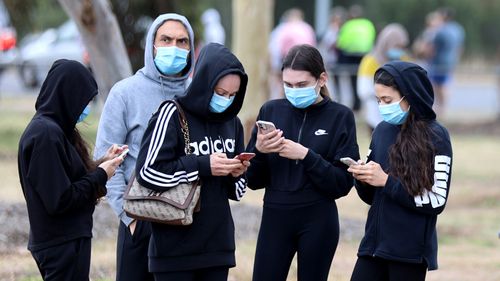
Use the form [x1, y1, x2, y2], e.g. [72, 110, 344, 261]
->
[103, 144, 128, 161]
[210, 153, 244, 176]
[231, 160, 250, 177]
[129, 220, 137, 235]
[278, 139, 309, 160]
[98, 156, 124, 180]
[256, 127, 284, 153]
[347, 161, 388, 187]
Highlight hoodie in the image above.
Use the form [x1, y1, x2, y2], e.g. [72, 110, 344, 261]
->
[18, 60, 108, 252]
[135, 43, 248, 272]
[94, 13, 195, 226]
[355, 61, 453, 270]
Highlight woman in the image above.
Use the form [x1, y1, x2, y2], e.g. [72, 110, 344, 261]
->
[246, 44, 360, 281]
[17, 59, 125, 280]
[348, 61, 453, 281]
[135, 43, 248, 281]
[357, 23, 410, 132]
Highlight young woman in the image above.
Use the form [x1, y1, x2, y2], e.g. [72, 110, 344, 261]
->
[135, 43, 248, 281]
[246, 44, 360, 281]
[17, 59, 125, 280]
[348, 61, 453, 281]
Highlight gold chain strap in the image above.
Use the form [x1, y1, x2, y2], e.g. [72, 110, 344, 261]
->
[180, 117, 191, 155]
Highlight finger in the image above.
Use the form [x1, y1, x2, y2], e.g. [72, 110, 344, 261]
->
[266, 137, 285, 150]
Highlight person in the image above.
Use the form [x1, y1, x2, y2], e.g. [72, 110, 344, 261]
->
[246, 44, 360, 281]
[17, 59, 125, 281]
[135, 43, 248, 281]
[412, 11, 443, 71]
[348, 61, 453, 281]
[357, 23, 410, 133]
[201, 8, 225, 45]
[428, 7, 465, 116]
[268, 8, 317, 99]
[93, 13, 195, 281]
[333, 5, 376, 111]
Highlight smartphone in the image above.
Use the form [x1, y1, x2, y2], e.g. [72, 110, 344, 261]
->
[235, 152, 256, 161]
[340, 157, 359, 166]
[117, 148, 129, 159]
[256, 120, 276, 133]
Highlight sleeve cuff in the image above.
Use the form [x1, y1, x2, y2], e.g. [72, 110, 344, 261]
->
[197, 155, 212, 176]
[94, 167, 109, 186]
[302, 149, 320, 169]
[382, 175, 398, 196]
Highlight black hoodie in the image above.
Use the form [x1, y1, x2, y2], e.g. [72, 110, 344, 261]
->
[135, 43, 248, 272]
[17, 60, 108, 252]
[355, 61, 452, 270]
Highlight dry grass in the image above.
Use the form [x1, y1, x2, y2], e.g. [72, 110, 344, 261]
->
[1, 96, 500, 280]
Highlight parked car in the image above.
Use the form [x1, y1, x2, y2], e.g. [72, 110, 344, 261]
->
[18, 20, 87, 88]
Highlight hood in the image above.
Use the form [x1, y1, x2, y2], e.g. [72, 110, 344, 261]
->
[35, 59, 97, 133]
[139, 13, 195, 83]
[379, 61, 436, 120]
[177, 43, 248, 122]
[372, 23, 409, 63]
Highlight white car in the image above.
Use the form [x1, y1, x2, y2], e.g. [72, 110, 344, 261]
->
[18, 20, 88, 88]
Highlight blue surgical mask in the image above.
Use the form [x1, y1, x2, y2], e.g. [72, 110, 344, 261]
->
[77, 105, 91, 123]
[386, 48, 405, 61]
[284, 82, 319, 109]
[209, 93, 235, 113]
[378, 97, 409, 125]
[154, 45, 189, 75]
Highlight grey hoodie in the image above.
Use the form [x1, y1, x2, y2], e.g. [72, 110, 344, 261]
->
[94, 14, 195, 226]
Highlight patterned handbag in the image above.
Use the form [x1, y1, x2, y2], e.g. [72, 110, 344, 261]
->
[123, 100, 201, 225]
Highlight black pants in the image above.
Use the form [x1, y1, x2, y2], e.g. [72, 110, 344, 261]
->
[116, 220, 154, 281]
[31, 237, 91, 281]
[332, 51, 364, 111]
[350, 256, 428, 281]
[252, 201, 339, 281]
[153, 266, 229, 281]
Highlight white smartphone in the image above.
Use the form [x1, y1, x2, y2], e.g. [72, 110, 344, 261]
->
[340, 157, 359, 166]
[256, 120, 276, 133]
[117, 148, 129, 159]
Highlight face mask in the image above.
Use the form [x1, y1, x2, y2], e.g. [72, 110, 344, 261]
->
[378, 97, 409, 125]
[154, 46, 189, 75]
[284, 82, 319, 109]
[386, 48, 405, 61]
[209, 93, 235, 113]
[77, 105, 91, 123]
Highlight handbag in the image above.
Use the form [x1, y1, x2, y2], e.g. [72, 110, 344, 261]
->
[123, 100, 201, 225]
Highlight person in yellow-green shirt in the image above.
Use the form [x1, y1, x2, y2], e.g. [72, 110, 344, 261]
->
[357, 23, 410, 133]
[333, 5, 375, 111]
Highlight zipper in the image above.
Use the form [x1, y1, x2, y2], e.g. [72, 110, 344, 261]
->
[296, 111, 308, 164]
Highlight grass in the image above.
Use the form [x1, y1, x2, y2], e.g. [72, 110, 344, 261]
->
[1, 96, 500, 280]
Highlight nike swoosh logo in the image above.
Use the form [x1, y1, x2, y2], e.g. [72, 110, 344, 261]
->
[315, 129, 328, 136]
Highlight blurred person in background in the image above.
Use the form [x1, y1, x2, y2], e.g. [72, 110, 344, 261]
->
[18, 60, 125, 281]
[94, 13, 195, 281]
[412, 11, 443, 71]
[201, 8, 225, 45]
[357, 23, 410, 133]
[349, 61, 452, 281]
[333, 5, 376, 111]
[319, 6, 347, 102]
[246, 44, 359, 281]
[268, 8, 316, 99]
[428, 7, 465, 117]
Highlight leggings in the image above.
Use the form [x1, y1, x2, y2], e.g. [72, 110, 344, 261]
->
[153, 266, 229, 281]
[252, 200, 340, 281]
[350, 256, 427, 281]
[31, 237, 91, 281]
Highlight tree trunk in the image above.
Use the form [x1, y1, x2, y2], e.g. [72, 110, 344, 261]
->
[233, 0, 274, 143]
[57, 0, 132, 104]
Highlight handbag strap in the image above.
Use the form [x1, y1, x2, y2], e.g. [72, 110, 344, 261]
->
[171, 99, 192, 155]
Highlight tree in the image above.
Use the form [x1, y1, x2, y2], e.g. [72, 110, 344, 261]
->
[233, 0, 274, 141]
[57, 0, 132, 102]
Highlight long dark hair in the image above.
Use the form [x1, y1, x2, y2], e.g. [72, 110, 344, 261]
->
[70, 128, 96, 172]
[281, 44, 330, 98]
[374, 70, 435, 196]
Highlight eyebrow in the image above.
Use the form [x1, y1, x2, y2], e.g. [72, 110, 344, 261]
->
[159, 34, 189, 41]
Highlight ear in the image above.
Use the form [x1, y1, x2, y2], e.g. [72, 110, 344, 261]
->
[319, 72, 328, 88]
